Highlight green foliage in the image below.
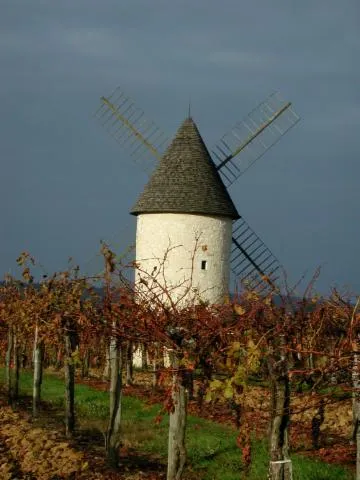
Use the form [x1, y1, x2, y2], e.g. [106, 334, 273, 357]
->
[205, 337, 262, 405]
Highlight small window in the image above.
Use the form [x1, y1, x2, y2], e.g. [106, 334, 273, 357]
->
[201, 260, 207, 270]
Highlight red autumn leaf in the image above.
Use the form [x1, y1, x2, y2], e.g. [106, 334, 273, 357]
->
[154, 415, 163, 425]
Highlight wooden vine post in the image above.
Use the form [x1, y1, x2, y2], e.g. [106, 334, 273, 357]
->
[102, 243, 123, 467]
[32, 322, 44, 416]
[64, 315, 77, 437]
[351, 298, 360, 480]
[5, 326, 14, 404]
[167, 353, 187, 480]
[267, 334, 292, 480]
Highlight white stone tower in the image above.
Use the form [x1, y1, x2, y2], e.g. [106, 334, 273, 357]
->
[131, 117, 239, 306]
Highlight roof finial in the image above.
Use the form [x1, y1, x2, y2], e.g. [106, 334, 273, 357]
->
[188, 96, 191, 119]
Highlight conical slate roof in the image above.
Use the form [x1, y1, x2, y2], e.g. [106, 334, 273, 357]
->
[131, 118, 239, 219]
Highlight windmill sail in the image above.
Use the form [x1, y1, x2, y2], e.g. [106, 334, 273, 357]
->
[231, 217, 282, 293]
[94, 87, 169, 174]
[94, 87, 297, 294]
[212, 92, 300, 187]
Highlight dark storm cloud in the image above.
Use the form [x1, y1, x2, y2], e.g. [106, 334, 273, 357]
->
[0, 0, 359, 293]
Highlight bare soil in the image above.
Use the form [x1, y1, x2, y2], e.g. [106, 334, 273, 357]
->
[0, 370, 356, 478]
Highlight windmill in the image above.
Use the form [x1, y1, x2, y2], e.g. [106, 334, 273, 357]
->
[94, 88, 299, 301]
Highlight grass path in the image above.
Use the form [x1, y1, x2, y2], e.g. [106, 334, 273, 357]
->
[0, 369, 353, 480]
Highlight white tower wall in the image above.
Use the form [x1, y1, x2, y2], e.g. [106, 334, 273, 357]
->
[135, 213, 232, 305]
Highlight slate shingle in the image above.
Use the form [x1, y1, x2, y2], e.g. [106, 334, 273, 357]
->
[131, 118, 239, 219]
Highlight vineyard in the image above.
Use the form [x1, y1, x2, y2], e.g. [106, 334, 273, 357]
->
[1, 250, 359, 479]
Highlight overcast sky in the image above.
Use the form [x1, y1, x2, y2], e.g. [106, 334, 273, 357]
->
[1, 0, 359, 295]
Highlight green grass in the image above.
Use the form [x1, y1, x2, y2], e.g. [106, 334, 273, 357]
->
[0, 369, 352, 480]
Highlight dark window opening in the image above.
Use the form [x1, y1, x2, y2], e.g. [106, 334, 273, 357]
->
[201, 260, 207, 270]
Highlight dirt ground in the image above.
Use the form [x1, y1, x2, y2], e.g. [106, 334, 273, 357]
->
[0, 370, 356, 478]
[0, 394, 166, 480]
